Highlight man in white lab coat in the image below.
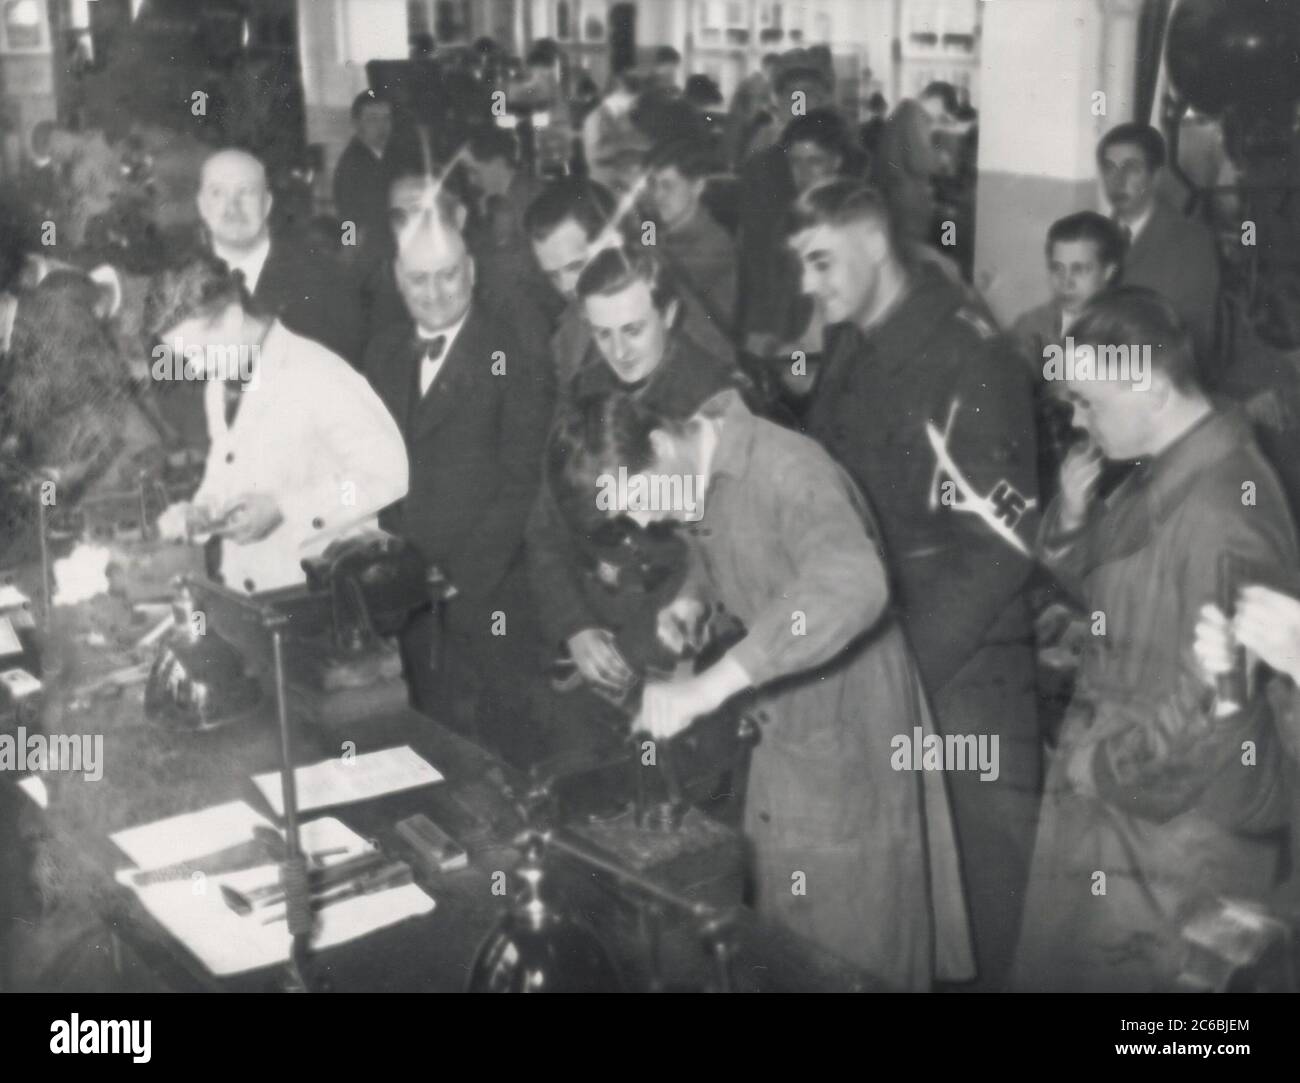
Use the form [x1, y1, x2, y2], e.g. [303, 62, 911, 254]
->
[151, 254, 408, 594]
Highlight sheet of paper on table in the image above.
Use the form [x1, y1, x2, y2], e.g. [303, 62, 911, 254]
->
[0, 615, 23, 658]
[111, 802, 435, 977]
[251, 745, 444, 817]
[0, 583, 31, 611]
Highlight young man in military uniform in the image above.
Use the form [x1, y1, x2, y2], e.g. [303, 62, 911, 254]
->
[791, 181, 1042, 991]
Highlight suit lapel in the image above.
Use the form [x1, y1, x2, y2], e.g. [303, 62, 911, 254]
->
[1127, 201, 1169, 271]
[411, 303, 486, 440]
[252, 238, 293, 316]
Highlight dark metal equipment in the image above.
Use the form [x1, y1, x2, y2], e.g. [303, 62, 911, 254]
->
[466, 833, 624, 993]
[145, 532, 444, 734]
[1163, 0, 1300, 349]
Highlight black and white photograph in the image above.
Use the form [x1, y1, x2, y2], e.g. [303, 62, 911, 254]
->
[0, 0, 1297, 1052]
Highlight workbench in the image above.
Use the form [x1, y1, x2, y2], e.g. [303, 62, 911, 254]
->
[12, 585, 882, 993]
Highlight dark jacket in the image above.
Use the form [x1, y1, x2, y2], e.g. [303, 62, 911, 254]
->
[332, 137, 393, 246]
[735, 144, 808, 345]
[876, 99, 938, 245]
[365, 295, 555, 601]
[807, 264, 1042, 989]
[1012, 409, 1298, 991]
[230, 233, 366, 368]
[807, 264, 1039, 695]
[659, 206, 738, 333]
[1122, 198, 1220, 379]
[526, 331, 741, 658]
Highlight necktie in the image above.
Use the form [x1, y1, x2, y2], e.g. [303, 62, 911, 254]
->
[1115, 217, 1133, 248]
[418, 333, 448, 396]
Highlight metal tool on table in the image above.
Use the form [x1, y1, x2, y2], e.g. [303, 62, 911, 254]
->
[217, 849, 409, 919]
[266, 611, 324, 993]
[131, 824, 289, 887]
[528, 594, 759, 830]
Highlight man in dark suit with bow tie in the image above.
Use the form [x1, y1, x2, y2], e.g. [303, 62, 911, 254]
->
[363, 204, 555, 760]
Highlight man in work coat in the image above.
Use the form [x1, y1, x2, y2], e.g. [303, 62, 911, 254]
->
[1011, 289, 1299, 991]
[548, 385, 974, 989]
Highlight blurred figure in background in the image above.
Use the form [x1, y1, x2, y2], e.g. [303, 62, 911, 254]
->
[874, 85, 946, 248]
[645, 138, 737, 336]
[583, 71, 644, 193]
[333, 91, 395, 251]
[737, 107, 855, 410]
[725, 52, 783, 169]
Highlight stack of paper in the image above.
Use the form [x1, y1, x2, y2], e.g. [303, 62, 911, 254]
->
[251, 745, 444, 817]
[111, 801, 434, 977]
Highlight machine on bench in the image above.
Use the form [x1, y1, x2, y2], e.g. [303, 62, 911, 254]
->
[143, 531, 446, 734]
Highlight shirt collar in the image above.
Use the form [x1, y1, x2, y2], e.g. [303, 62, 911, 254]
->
[416, 305, 470, 359]
[214, 234, 272, 294]
[1118, 201, 1155, 244]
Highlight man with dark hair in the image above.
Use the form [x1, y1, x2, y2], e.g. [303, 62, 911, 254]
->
[735, 83, 843, 371]
[524, 245, 742, 757]
[462, 126, 535, 252]
[149, 253, 407, 594]
[652, 45, 683, 93]
[792, 179, 1041, 991]
[1097, 122, 1220, 376]
[1011, 286, 1298, 991]
[459, 125, 557, 326]
[1012, 210, 1126, 497]
[920, 81, 959, 126]
[645, 139, 737, 334]
[524, 177, 733, 387]
[363, 203, 554, 759]
[542, 384, 973, 987]
[332, 91, 395, 247]
[1014, 211, 1127, 365]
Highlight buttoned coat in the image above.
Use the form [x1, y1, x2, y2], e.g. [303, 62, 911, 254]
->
[1012, 410, 1299, 991]
[680, 390, 973, 989]
[193, 321, 408, 594]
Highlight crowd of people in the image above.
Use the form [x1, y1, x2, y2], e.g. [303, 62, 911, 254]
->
[2, 38, 1299, 995]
